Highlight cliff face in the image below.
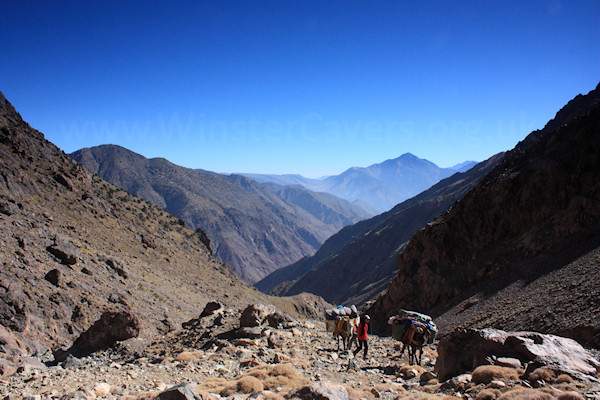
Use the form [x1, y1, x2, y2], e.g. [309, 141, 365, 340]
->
[367, 84, 600, 346]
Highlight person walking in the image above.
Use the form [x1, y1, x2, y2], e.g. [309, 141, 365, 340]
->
[353, 314, 370, 360]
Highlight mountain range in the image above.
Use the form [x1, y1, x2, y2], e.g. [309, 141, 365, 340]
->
[243, 154, 477, 212]
[71, 145, 370, 283]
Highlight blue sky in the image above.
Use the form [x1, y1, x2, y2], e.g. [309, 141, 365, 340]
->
[1, 1, 598, 178]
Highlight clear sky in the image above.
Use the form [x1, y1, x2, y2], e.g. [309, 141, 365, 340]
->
[1, 1, 598, 178]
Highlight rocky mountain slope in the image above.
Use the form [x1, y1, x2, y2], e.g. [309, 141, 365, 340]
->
[71, 145, 369, 283]
[258, 153, 504, 304]
[245, 153, 467, 212]
[0, 91, 329, 363]
[367, 83, 600, 348]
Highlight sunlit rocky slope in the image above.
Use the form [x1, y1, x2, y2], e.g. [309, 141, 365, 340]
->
[0, 91, 328, 359]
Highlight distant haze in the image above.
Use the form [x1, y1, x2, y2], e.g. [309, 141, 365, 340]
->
[243, 153, 478, 212]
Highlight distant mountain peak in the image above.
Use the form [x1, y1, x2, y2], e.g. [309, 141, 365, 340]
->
[242, 153, 476, 212]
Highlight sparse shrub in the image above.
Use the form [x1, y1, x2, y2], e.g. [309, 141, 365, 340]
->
[556, 392, 584, 400]
[395, 394, 461, 400]
[240, 363, 308, 393]
[528, 367, 557, 384]
[556, 374, 574, 384]
[235, 376, 264, 394]
[472, 365, 520, 384]
[476, 389, 503, 400]
[498, 388, 555, 400]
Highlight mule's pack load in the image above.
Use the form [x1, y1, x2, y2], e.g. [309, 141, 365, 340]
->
[388, 309, 438, 344]
[325, 305, 358, 332]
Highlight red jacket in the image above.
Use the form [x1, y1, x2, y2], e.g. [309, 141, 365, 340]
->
[357, 320, 369, 340]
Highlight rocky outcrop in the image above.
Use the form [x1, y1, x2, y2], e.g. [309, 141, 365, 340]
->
[435, 328, 600, 383]
[0, 278, 29, 333]
[54, 309, 142, 361]
[46, 242, 79, 265]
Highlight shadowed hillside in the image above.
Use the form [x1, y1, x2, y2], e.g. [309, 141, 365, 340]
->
[258, 153, 504, 304]
[367, 83, 600, 348]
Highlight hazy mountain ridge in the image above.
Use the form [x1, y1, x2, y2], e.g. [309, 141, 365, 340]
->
[243, 153, 468, 212]
[71, 145, 370, 283]
[366, 83, 600, 348]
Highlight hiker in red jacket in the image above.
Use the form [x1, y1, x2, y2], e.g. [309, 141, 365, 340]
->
[353, 314, 370, 359]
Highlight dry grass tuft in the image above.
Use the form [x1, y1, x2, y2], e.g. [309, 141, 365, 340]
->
[556, 374, 574, 384]
[221, 376, 264, 396]
[174, 351, 197, 362]
[528, 367, 557, 384]
[238, 363, 308, 393]
[472, 365, 520, 384]
[475, 389, 503, 400]
[246, 367, 269, 381]
[497, 388, 555, 400]
[395, 393, 461, 400]
[197, 377, 229, 393]
[346, 386, 373, 399]
[556, 391, 585, 400]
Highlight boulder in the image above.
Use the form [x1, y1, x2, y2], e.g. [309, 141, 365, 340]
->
[435, 328, 600, 383]
[266, 311, 297, 328]
[200, 301, 223, 318]
[158, 383, 216, 400]
[46, 243, 79, 265]
[239, 304, 270, 328]
[44, 268, 62, 287]
[55, 309, 141, 361]
[286, 382, 350, 400]
[0, 359, 17, 378]
[236, 327, 264, 339]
